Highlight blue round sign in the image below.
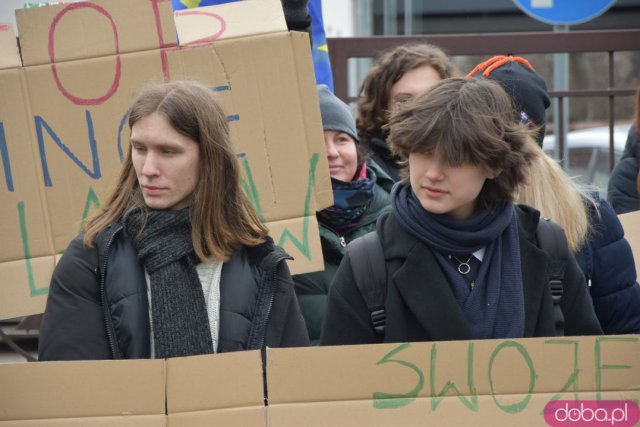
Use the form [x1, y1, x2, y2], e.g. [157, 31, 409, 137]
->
[513, 0, 616, 25]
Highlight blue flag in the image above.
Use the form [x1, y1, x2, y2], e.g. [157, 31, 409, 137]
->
[171, 0, 235, 9]
[308, 0, 334, 91]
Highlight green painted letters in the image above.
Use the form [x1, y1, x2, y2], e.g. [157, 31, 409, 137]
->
[80, 186, 101, 232]
[488, 341, 536, 413]
[595, 336, 638, 401]
[240, 157, 266, 222]
[544, 339, 581, 403]
[240, 153, 319, 260]
[276, 153, 319, 260]
[430, 342, 478, 411]
[373, 343, 425, 409]
[18, 201, 49, 297]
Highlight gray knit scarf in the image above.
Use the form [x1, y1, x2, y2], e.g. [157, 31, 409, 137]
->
[124, 208, 213, 358]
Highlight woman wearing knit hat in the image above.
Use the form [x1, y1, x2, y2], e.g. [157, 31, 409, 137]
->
[470, 56, 640, 334]
[320, 78, 601, 346]
[356, 43, 461, 182]
[293, 85, 393, 344]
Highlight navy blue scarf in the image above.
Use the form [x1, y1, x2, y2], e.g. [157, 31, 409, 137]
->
[391, 183, 524, 339]
[318, 166, 376, 233]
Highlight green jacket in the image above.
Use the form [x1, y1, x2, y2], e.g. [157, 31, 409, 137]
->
[293, 160, 393, 343]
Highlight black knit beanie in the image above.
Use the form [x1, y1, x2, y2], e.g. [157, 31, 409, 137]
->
[468, 56, 551, 146]
[317, 84, 359, 142]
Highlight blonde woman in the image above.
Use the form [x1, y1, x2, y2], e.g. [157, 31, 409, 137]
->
[469, 56, 640, 334]
[518, 141, 640, 334]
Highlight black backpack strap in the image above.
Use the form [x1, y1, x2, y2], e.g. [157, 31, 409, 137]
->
[536, 218, 569, 337]
[347, 232, 387, 337]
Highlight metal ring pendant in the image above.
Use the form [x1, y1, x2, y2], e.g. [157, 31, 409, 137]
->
[457, 262, 471, 275]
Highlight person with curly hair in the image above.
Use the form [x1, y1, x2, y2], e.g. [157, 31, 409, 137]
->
[356, 43, 461, 181]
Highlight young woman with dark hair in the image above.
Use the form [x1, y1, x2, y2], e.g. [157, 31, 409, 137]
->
[320, 78, 602, 345]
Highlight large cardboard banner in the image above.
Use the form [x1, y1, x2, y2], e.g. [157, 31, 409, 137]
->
[0, 350, 264, 426]
[1, 336, 639, 425]
[267, 336, 640, 426]
[0, 23, 20, 69]
[0, 0, 332, 320]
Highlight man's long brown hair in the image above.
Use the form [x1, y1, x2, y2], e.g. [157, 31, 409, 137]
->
[83, 81, 268, 261]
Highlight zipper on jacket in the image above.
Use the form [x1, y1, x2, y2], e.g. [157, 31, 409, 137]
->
[339, 236, 346, 247]
[256, 251, 291, 350]
[100, 225, 123, 359]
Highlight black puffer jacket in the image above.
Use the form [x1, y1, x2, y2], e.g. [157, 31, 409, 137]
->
[39, 225, 309, 360]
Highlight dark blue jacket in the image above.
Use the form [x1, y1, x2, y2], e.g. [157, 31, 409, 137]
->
[608, 126, 639, 214]
[574, 195, 640, 334]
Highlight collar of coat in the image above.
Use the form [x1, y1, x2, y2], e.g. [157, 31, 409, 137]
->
[375, 205, 549, 340]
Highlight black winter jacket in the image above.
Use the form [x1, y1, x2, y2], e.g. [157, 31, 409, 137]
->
[294, 160, 393, 343]
[320, 206, 603, 346]
[39, 225, 309, 360]
[362, 135, 402, 182]
[608, 126, 639, 214]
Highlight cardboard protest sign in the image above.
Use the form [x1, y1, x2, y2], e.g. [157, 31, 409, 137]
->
[0, 23, 21, 69]
[1, 337, 638, 425]
[0, 358, 166, 425]
[173, 0, 287, 45]
[166, 351, 265, 426]
[0, 0, 332, 320]
[267, 336, 640, 426]
[0, 351, 263, 426]
[619, 210, 640, 276]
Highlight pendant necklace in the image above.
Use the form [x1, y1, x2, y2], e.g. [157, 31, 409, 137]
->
[449, 255, 476, 290]
[452, 255, 472, 275]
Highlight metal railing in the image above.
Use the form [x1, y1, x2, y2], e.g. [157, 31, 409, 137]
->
[328, 29, 640, 169]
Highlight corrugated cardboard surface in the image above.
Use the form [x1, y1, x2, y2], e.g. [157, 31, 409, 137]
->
[0, 0, 331, 320]
[0, 416, 165, 426]
[266, 336, 640, 426]
[0, 359, 166, 424]
[266, 392, 635, 427]
[174, 0, 286, 45]
[619, 210, 640, 275]
[166, 351, 264, 422]
[0, 351, 264, 426]
[0, 24, 21, 69]
[0, 337, 638, 425]
[166, 351, 265, 426]
[16, 0, 177, 66]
